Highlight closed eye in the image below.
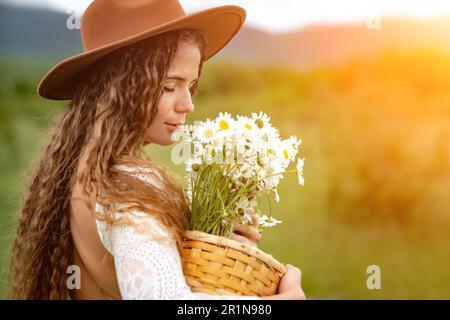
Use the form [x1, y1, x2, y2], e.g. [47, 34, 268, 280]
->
[163, 79, 198, 96]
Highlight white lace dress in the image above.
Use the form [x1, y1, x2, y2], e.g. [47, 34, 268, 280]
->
[95, 165, 260, 300]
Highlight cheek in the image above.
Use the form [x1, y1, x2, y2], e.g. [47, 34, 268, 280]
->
[158, 94, 172, 111]
[143, 96, 173, 144]
[151, 97, 170, 124]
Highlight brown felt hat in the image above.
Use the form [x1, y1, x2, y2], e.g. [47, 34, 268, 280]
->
[37, 0, 246, 100]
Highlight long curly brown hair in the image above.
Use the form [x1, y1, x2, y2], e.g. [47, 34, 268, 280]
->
[8, 28, 206, 299]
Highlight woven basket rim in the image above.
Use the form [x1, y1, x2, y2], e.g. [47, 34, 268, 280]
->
[183, 230, 287, 274]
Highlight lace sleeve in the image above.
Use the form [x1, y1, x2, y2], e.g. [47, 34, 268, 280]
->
[96, 210, 260, 300]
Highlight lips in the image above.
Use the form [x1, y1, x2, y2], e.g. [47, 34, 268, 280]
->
[165, 123, 184, 129]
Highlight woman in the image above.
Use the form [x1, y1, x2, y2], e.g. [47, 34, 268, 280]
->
[8, 0, 306, 300]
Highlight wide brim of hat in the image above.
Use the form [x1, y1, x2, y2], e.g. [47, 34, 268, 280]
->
[37, 5, 246, 100]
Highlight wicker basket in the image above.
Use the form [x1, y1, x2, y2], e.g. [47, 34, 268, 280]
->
[181, 230, 286, 297]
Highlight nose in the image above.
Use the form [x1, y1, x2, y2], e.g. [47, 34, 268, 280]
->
[174, 89, 195, 114]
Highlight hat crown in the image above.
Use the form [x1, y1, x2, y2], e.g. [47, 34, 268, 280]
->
[81, 0, 186, 51]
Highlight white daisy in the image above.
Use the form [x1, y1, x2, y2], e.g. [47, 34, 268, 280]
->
[216, 112, 235, 132]
[263, 216, 282, 227]
[257, 214, 282, 227]
[257, 214, 268, 226]
[194, 119, 217, 144]
[239, 162, 255, 179]
[260, 159, 284, 190]
[277, 138, 298, 166]
[265, 125, 280, 138]
[237, 115, 258, 136]
[288, 135, 302, 149]
[260, 134, 282, 160]
[251, 112, 271, 130]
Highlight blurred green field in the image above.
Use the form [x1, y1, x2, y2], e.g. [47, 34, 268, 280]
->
[1, 48, 449, 299]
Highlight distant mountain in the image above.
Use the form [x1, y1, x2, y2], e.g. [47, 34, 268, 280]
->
[1, 3, 450, 69]
[0, 4, 82, 59]
[216, 19, 450, 70]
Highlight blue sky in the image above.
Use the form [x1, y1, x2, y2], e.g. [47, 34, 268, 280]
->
[3, 0, 450, 33]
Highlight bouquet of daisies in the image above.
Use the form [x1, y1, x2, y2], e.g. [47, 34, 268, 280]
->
[175, 112, 304, 238]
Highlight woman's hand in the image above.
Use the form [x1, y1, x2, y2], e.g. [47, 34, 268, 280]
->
[230, 208, 261, 247]
[229, 211, 306, 300]
[261, 264, 307, 300]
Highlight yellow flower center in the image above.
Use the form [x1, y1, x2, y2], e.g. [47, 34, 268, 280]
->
[283, 150, 289, 159]
[219, 120, 229, 130]
[245, 124, 253, 130]
[255, 119, 264, 129]
[203, 128, 214, 138]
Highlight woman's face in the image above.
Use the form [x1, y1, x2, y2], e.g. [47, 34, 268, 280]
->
[144, 41, 201, 146]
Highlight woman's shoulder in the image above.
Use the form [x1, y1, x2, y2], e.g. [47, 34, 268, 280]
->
[113, 163, 164, 189]
[95, 199, 175, 250]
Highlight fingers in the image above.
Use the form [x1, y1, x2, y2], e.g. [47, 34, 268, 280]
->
[230, 208, 262, 246]
[233, 224, 261, 242]
[230, 233, 257, 247]
[282, 264, 306, 300]
[284, 264, 302, 286]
